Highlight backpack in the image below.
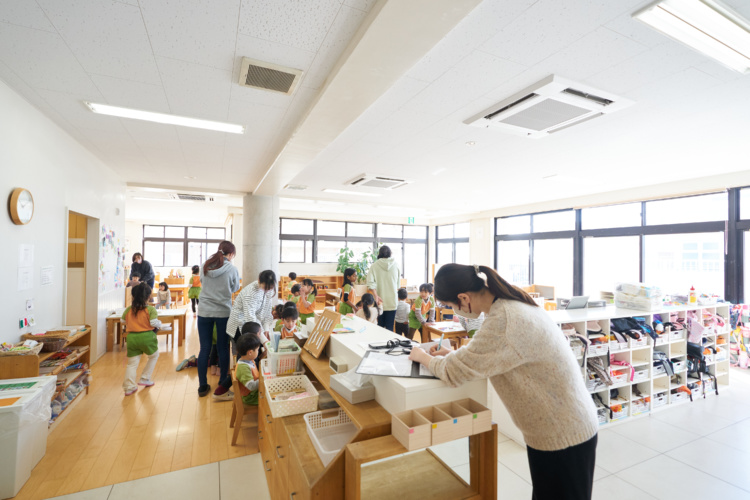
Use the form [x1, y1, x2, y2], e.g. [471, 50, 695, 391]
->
[687, 341, 718, 398]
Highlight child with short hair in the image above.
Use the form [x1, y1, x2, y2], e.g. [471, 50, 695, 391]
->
[241, 321, 264, 370]
[188, 265, 201, 314]
[122, 283, 161, 395]
[157, 282, 171, 309]
[235, 333, 262, 406]
[274, 306, 301, 338]
[287, 284, 301, 303]
[126, 272, 141, 287]
[408, 283, 435, 342]
[288, 272, 298, 287]
[298, 279, 317, 324]
[355, 293, 382, 324]
[395, 288, 410, 337]
[272, 304, 284, 320]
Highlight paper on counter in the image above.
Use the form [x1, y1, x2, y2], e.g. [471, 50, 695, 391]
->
[356, 351, 413, 377]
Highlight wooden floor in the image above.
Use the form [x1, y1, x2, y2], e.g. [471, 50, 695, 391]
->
[13, 306, 259, 500]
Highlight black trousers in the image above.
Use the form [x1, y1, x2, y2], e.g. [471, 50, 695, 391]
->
[527, 434, 597, 500]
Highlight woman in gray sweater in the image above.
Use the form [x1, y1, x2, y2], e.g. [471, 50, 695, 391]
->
[409, 263, 598, 500]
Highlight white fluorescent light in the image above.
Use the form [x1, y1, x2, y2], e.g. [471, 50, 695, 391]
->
[634, 0, 750, 73]
[322, 189, 381, 197]
[85, 102, 245, 134]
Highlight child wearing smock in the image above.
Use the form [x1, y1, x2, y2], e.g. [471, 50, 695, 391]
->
[122, 283, 161, 395]
[408, 283, 436, 340]
[274, 306, 301, 339]
[188, 265, 202, 314]
[235, 334, 261, 405]
[287, 284, 301, 303]
[338, 268, 358, 315]
[297, 279, 317, 324]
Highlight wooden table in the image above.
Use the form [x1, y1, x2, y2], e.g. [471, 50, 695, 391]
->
[154, 284, 189, 305]
[106, 308, 187, 351]
[422, 321, 468, 348]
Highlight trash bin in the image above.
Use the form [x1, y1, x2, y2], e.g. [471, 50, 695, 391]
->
[0, 376, 55, 499]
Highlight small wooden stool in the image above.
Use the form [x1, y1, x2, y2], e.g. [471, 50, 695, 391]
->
[229, 368, 259, 446]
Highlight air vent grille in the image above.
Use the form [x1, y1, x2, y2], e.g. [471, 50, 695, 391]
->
[284, 184, 308, 191]
[345, 174, 412, 190]
[499, 99, 590, 131]
[239, 57, 302, 95]
[177, 193, 207, 201]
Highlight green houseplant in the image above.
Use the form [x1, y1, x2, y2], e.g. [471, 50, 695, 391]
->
[336, 246, 378, 284]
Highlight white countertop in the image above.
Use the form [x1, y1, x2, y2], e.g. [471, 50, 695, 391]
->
[547, 302, 728, 324]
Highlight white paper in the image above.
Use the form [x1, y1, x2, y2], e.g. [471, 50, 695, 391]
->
[17, 267, 33, 291]
[41, 266, 53, 286]
[357, 351, 413, 377]
[419, 364, 434, 377]
[19, 244, 34, 267]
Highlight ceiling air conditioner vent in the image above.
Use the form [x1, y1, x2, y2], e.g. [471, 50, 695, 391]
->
[171, 193, 214, 202]
[284, 184, 308, 191]
[345, 174, 411, 190]
[239, 57, 303, 95]
[465, 75, 633, 138]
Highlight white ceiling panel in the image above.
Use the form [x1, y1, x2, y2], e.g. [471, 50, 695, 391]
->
[0, 0, 56, 32]
[238, 0, 342, 53]
[35, 88, 130, 135]
[181, 140, 225, 164]
[301, 4, 369, 90]
[37, 0, 162, 85]
[604, 11, 671, 48]
[140, 0, 239, 72]
[90, 74, 171, 113]
[175, 127, 227, 148]
[223, 132, 270, 159]
[121, 120, 182, 150]
[226, 98, 285, 135]
[156, 56, 232, 121]
[0, 22, 100, 95]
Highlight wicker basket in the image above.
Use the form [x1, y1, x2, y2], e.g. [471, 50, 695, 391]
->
[0, 342, 43, 357]
[39, 338, 68, 352]
[21, 330, 72, 341]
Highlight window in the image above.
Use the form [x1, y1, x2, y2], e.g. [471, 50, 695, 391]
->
[583, 236, 640, 296]
[404, 243, 426, 285]
[497, 215, 530, 235]
[533, 211, 575, 232]
[644, 233, 725, 296]
[318, 221, 345, 236]
[533, 239, 573, 298]
[582, 203, 641, 230]
[142, 225, 225, 267]
[436, 222, 470, 264]
[646, 192, 727, 225]
[496, 240, 530, 287]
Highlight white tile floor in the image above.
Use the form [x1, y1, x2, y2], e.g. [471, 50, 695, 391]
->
[48, 369, 750, 500]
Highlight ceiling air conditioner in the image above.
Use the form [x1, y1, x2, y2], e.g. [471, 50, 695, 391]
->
[167, 193, 215, 202]
[345, 174, 411, 190]
[464, 75, 633, 138]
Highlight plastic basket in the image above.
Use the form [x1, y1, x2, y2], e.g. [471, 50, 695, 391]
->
[652, 393, 668, 409]
[264, 341, 302, 376]
[654, 335, 668, 346]
[633, 369, 649, 383]
[629, 337, 648, 349]
[669, 330, 684, 341]
[265, 375, 319, 418]
[596, 407, 608, 425]
[303, 409, 357, 467]
[260, 358, 305, 379]
[632, 400, 650, 415]
[672, 360, 687, 373]
[610, 370, 629, 386]
[609, 341, 627, 352]
[670, 391, 689, 404]
[587, 343, 608, 357]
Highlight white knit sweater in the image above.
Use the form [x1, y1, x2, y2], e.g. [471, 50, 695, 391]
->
[429, 299, 598, 451]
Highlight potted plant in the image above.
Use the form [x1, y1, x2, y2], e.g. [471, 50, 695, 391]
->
[336, 246, 377, 296]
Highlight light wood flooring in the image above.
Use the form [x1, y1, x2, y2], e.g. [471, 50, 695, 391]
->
[13, 306, 258, 500]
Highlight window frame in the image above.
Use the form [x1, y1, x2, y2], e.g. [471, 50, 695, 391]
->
[142, 225, 226, 267]
[435, 223, 470, 264]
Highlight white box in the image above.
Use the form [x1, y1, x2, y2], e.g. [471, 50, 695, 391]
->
[329, 373, 375, 405]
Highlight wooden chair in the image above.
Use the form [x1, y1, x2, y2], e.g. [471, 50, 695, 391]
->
[229, 368, 259, 446]
[436, 307, 454, 322]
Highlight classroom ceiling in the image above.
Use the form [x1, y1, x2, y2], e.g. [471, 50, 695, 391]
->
[1, 0, 750, 218]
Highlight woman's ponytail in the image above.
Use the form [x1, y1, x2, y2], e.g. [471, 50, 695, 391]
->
[203, 241, 236, 274]
[477, 265, 537, 307]
[434, 263, 537, 307]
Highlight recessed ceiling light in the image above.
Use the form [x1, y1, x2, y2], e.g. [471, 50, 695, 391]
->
[184, 176, 196, 180]
[465, 141, 477, 146]
[84, 102, 245, 134]
[634, 0, 750, 73]
[322, 189, 381, 197]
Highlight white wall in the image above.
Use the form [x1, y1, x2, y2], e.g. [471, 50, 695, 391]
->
[0, 80, 125, 359]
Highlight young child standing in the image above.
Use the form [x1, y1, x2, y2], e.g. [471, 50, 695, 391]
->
[408, 283, 435, 341]
[157, 282, 171, 309]
[394, 288, 410, 337]
[338, 268, 359, 315]
[188, 265, 201, 314]
[122, 283, 161, 395]
[287, 284, 301, 303]
[297, 278, 317, 324]
[235, 333, 261, 406]
[274, 306, 301, 338]
[126, 272, 141, 288]
[355, 293, 382, 324]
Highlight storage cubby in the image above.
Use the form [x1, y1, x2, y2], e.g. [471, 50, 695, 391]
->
[392, 410, 431, 451]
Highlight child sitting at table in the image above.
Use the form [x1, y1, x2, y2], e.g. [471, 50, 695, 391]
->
[157, 282, 171, 309]
[408, 283, 435, 342]
[126, 272, 141, 288]
[355, 293, 382, 324]
[241, 321, 264, 370]
[395, 288, 410, 338]
[235, 333, 261, 406]
[122, 283, 161, 395]
[274, 306, 301, 339]
[287, 284, 301, 303]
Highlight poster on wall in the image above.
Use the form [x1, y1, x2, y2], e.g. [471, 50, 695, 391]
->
[99, 225, 126, 292]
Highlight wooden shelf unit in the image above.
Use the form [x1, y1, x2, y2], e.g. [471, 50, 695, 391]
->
[258, 350, 496, 499]
[278, 275, 343, 305]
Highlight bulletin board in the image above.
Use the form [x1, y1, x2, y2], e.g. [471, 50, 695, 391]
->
[99, 225, 126, 292]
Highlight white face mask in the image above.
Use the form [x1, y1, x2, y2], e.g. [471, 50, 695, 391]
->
[453, 301, 481, 320]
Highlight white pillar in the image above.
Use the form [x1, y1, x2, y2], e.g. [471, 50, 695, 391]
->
[242, 194, 279, 286]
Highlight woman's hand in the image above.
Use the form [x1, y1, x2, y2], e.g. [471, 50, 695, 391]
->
[408, 347, 430, 365]
[429, 345, 453, 357]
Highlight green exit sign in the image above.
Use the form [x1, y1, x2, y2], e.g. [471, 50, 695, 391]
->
[407, 217, 415, 224]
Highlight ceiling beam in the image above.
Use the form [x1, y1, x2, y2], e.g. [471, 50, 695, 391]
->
[253, 0, 483, 196]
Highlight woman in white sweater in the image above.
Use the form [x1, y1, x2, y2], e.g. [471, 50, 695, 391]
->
[409, 263, 598, 500]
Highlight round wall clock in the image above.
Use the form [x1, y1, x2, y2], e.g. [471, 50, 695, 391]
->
[9, 188, 34, 225]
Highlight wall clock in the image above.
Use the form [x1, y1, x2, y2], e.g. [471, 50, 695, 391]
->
[9, 188, 34, 225]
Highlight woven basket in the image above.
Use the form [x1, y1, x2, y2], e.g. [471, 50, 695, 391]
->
[21, 330, 72, 341]
[0, 342, 43, 357]
[39, 338, 67, 352]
